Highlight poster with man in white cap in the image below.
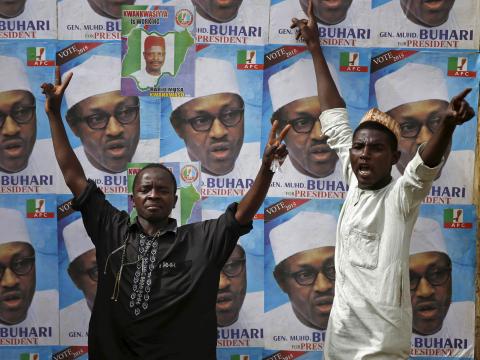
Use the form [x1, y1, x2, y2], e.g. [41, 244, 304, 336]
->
[203, 197, 264, 349]
[371, 0, 479, 49]
[0, 0, 56, 39]
[164, 0, 269, 45]
[57, 0, 160, 40]
[160, 45, 262, 197]
[409, 206, 476, 358]
[0, 42, 57, 194]
[0, 195, 59, 345]
[269, 0, 372, 47]
[264, 198, 340, 352]
[121, 3, 195, 96]
[370, 50, 479, 204]
[56, 41, 160, 194]
[263, 45, 370, 199]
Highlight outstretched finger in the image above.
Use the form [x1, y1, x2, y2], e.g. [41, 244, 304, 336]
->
[60, 72, 73, 92]
[451, 88, 471, 107]
[269, 120, 279, 145]
[277, 123, 291, 143]
[307, 0, 315, 23]
[55, 66, 61, 86]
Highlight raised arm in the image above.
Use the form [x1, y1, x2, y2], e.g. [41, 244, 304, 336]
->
[420, 88, 475, 167]
[41, 67, 88, 198]
[291, 0, 345, 111]
[235, 121, 291, 225]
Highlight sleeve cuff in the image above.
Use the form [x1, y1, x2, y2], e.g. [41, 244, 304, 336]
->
[319, 108, 349, 132]
[408, 143, 444, 180]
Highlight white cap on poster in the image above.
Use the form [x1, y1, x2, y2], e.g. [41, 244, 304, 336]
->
[410, 217, 447, 255]
[63, 218, 95, 263]
[63, 55, 121, 110]
[170, 57, 241, 111]
[0, 56, 32, 93]
[0, 208, 32, 246]
[375, 63, 449, 112]
[270, 211, 336, 265]
[268, 58, 339, 112]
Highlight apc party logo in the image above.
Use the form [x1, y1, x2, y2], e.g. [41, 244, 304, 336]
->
[180, 164, 199, 183]
[26, 47, 54, 66]
[19, 353, 39, 360]
[339, 52, 368, 72]
[237, 50, 263, 70]
[444, 208, 472, 229]
[175, 9, 193, 27]
[447, 57, 476, 78]
[26, 199, 54, 218]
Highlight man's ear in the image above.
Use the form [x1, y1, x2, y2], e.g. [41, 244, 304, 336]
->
[173, 194, 178, 208]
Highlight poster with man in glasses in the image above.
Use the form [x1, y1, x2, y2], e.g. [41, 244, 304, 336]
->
[160, 45, 262, 197]
[369, 50, 479, 205]
[57, 194, 127, 346]
[262, 45, 369, 200]
[202, 197, 264, 350]
[264, 198, 340, 352]
[409, 205, 475, 358]
[56, 41, 160, 194]
[0, 195, 59, 345]
[0, 42, 57, 194]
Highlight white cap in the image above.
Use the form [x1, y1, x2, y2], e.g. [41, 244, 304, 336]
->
[63, 55, 121, 110]
[0, 56, 32, 93]
[410, 217, 447, 255]
[170, 57, 241, 111]
[270, 211, 336, 265]
[62, 218, 95, 263]
[268, 58, 339, 112]
[0, 208, 31, 246]
[375, 63, 449, 112]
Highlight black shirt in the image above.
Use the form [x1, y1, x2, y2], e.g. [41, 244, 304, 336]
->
[73, 180, 252, 360]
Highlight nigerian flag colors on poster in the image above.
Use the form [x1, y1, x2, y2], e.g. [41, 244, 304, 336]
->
[20, 354, 39, 360]
[231, 355, 249, 360]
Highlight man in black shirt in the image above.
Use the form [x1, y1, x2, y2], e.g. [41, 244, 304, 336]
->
[42, 69, 290, 359]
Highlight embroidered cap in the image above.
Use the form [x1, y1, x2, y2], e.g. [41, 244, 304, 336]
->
[359, 108, 401, 141]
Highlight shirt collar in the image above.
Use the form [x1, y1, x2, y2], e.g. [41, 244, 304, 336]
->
[128, 217, 178, 235]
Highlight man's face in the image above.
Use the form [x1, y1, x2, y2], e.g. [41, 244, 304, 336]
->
[275, 246, 335, 330]
[88, 0, 135, 19]
[175, 93, 244, 176]
[410, 252, 452, 335]
[191, 0, 243, 23]
[300, 0, 352, 25]
[68, 249, 97, 311]
[144, 45, 165, 76]
[349, 127, 399, 190]
[0, 90, 36, 173]
[69, 91, 140, 173]
[387, 99, 449, 178]
[0, 242, 36, 325]
[0, 0, 27, 18]
[279, 97, 338, 178]
[400, 0, 455, 27]
[133, 167, 178, 223]
[216, 245, 246, 327]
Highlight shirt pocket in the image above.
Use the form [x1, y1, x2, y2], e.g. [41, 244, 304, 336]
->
[348, 228, 380, 269]
[160, 260, 192, 293]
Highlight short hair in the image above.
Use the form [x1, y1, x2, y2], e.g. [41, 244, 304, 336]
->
[353, 121, 398, 152]
[132, 163, 177, 195]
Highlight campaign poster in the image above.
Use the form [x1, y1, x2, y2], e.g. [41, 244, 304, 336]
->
[0, 195, 59, 346]
[160, 44, 263, 197]
[164, 0, 269, 45]
[269, 0, 373, 47]
[121, 4, 195, 97]
[57, 195, 127, 346]
[201, 197, 264, 349]
[409, 205, 476, 359]
[56, 41, 160, 195]
[0, 346, 52, 359]
[264, 198, 341, 352]
[0, 41, 57, 194]
[371, 0, 480, 50]
[52, 346, 89, 360]
[369, 49, 479, 205]
[0, 0, 56, 40]
[127, 161, 202, 225]
[57, 0, 161, 41]
[262, 45, 370, 199]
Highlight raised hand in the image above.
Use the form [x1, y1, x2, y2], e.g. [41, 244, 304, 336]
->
[291, 0, 319, 49]
[444, 88, 475, 126]
[262, 120, 291, 169]
[41, 66, 73, 115]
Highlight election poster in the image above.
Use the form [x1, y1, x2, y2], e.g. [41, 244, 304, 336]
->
[0, 40, 57, 194]
[0, 195, 59, 346]
[269, 0, 373, 47]
[262, 45, 370, 199]
[264, 198, 342, 352]
[371, 0, 480, 50]
[369, 49, 479, 205]
[56, 40, 160, 195]
[121, 4, 196, 97]
[160, 44, 263, 197]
